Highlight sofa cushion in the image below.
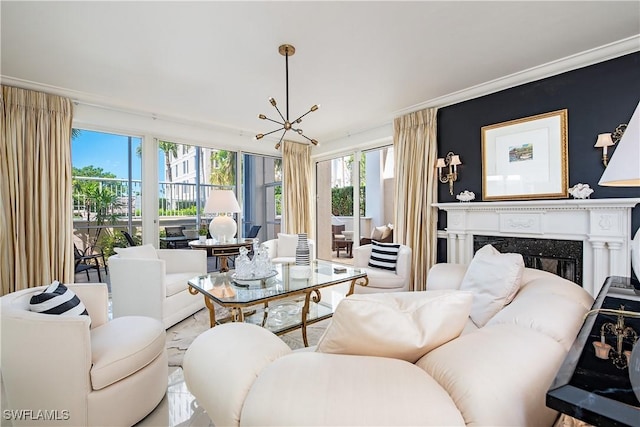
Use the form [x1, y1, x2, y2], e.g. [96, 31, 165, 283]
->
[416, 324, 565, 427]
[90, 316, 165, 390]
[277, 233, 299, 257]
[368, 241, 400, 271]
[460, 244, 524, 327]
[242, 352, 466, 426]
[114, 244, 158, 260]
[316, 290, 472, 363]
[29, 281, 89, 317]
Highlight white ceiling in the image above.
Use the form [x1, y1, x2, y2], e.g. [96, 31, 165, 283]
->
[2, 1, 639, 150]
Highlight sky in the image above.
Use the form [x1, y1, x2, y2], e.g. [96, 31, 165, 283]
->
[71, 129, 163, 179]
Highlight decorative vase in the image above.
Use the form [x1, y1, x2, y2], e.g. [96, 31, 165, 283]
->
[295, 233, 310, 266]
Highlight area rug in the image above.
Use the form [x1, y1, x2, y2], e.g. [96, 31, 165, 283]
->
[165, 307, 330, 366]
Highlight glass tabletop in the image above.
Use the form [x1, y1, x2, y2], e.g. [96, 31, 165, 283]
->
[187, 260, 366, 305]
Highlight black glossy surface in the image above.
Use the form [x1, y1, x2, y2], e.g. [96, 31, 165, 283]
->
[547, 276, 640, 427]
[474, 235, 583, 285]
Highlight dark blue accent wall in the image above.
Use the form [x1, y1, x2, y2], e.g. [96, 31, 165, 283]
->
[436, 52, 640, 263]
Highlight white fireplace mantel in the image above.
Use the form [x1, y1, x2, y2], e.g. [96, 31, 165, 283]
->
[434, 198, 640, 297]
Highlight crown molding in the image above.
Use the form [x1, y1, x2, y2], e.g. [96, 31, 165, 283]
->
[393, 35, 640, 116]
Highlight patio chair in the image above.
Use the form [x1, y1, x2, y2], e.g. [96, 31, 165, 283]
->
[74, 244, 107, 282]
[246, 225, 261, 239]
[164, 226, 189, 249]
[121, 230, 138, 246]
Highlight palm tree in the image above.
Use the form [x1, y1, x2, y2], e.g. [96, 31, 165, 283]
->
[209, 150, 236, 186]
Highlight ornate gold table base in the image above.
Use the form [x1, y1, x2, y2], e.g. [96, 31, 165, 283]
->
[189, 275, 369, 346]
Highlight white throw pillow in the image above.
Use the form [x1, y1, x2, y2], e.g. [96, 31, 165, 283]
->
[371, 225, 387, 240]
[277, 233, 299, 257]
[460, 244, 524, 327]
[316, 290, 473, 363]
[113, 244, 158, 259]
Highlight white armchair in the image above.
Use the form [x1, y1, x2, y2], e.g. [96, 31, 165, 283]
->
[109, 244, 207, 329]
[1, 283, 167, 426]
[352, 243, 412, 293]
[262, 233, 315, 264]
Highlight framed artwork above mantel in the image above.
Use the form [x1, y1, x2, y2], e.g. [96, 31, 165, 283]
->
[481, 109, 568, 201]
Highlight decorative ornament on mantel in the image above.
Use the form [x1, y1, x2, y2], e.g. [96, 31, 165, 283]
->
[568, 183, 594, 199]
[456, 190, 475, 202]
[255, 44, 320, 150]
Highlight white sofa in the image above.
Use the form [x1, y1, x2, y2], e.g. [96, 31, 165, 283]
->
[108, 244, 207, 329]
[262, 233, 315, 264]
[183, 263, 593, 427]
[1, 283, 167, 426]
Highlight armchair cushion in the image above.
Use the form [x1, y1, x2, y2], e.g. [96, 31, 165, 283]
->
[368, 241, 400, 271]
[114, 244, 158, 259]
[460, 244, 524, 327]
[165, 272, 199, 297]
[317, 290, 472, 363]
[29, 281, 88, 316]
[277, 233, 299, 257]
[90, 316, 165, 390]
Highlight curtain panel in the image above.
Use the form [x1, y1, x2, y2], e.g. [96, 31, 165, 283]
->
[393, 108, 438, 291]
[282, 140, 313, 238]
[0, 85, 74, 295]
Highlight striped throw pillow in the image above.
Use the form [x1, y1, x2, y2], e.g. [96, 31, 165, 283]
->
[29, 281, 89, 316]
[368, 241, 401, 271]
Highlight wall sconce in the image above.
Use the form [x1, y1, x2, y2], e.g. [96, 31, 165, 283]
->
[436, 152, 462, 195]
[588, 305, 638, 369]
[594, 124, 627, 167]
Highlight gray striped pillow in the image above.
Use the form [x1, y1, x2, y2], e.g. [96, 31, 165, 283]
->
[368, 241, 400, 271]
[29, 281, 89, 316]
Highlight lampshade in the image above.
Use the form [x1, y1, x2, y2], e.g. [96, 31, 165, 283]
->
[598, 102, 640, 186]
[436, 158, 446, 168]
[594, 133, 615, 148]
[204, 190, 241, 214]
[204, 190, 241, 242]
[598, 101, 640, 282]
[450, 155, 462, 166]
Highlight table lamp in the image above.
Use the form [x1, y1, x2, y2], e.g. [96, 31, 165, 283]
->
[598, 101, 640, 280]
[204, 190, 241, 243]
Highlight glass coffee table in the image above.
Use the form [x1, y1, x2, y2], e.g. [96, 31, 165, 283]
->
[187, 260, 368, 346]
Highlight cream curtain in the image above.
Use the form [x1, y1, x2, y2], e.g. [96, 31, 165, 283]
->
[282, 140, 313, 237]
[393, 108, 438, 291]
[0, 86, 74, 295]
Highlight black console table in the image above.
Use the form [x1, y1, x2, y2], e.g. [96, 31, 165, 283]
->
[547, 276, 640, 426]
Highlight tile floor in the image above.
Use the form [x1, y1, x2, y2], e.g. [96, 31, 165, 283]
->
[134, 367, 213, 427]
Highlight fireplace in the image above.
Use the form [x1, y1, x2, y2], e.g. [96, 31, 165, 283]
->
[434, 198, 640, 297]
[473, 235, 582, 285]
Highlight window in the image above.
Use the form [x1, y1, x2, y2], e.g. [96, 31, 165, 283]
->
[71, 129, 142, 254]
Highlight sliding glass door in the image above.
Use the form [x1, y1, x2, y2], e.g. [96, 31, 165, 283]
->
[315, 145, 394, 262]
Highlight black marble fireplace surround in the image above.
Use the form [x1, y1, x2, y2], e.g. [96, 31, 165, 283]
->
[473, 235, 583, 286]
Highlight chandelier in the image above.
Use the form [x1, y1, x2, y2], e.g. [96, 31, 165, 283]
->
[256, 44, 319, 150]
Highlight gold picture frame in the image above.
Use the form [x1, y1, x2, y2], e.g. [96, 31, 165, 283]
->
[481, 109, 568, 201]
